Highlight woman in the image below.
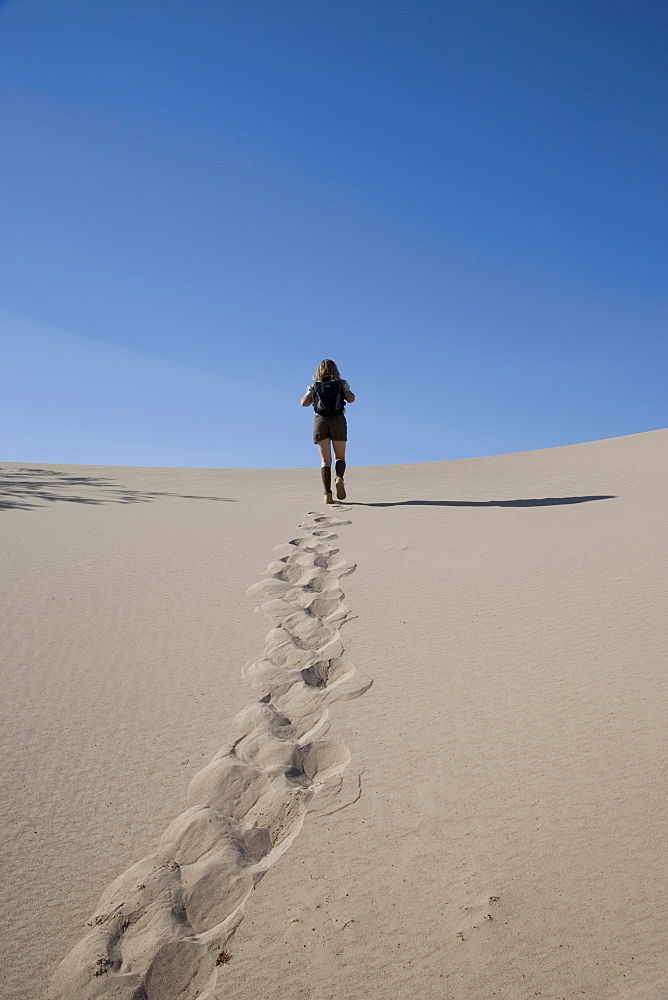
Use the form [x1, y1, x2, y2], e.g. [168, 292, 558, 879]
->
[301, 359, 355, 504]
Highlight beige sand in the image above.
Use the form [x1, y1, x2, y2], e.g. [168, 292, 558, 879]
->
[0, 429, 666, 1000]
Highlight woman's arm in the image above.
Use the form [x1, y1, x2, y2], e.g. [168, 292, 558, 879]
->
[301, 392, 313, 407]
[343, 390, 355, 403]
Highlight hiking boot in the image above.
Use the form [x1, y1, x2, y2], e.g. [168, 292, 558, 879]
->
[335, 477, 346, 500]
[324, 491, 334, 504]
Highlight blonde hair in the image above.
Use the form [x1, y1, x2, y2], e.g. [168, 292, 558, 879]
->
[313, 359, 342, 382]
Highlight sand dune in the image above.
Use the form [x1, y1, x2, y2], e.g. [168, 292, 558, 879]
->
[0, 429, 666, 1000]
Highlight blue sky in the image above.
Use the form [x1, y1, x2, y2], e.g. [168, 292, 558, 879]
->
[1, 0, 665, 468]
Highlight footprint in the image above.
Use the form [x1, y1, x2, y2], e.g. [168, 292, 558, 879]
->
[50, 511, 369, 1000]
[455, 895, 501, 940]
[301, 656, 359, 693]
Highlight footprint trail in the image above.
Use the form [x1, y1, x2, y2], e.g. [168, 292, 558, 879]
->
[50, 510, 370, 1000]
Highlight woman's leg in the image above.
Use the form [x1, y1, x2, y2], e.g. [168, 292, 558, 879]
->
[333, 440, 347, 499]
[332, 440, 346, 461]
[317, 438, 333, 498]
[317, 438, 333, 467]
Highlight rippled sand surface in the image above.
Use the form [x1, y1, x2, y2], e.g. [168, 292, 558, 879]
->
[1, 429, 666, 1000]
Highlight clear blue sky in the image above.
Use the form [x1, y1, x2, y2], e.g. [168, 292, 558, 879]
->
[1, 0, 665, 468]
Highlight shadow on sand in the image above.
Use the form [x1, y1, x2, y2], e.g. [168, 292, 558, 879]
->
[349, 495, 615, 508]
[0, 467, 234, 511]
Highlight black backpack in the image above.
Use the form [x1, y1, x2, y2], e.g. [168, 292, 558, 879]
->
[312, 378, 344, 416]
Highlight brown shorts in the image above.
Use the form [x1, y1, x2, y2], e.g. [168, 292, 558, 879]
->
[313, 413, 347, 443]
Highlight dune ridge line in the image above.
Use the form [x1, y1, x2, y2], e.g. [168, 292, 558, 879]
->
[50, 508, 372, 1000]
